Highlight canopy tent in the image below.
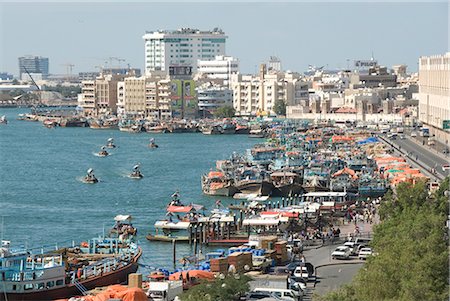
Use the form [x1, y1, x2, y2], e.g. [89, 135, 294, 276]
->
[114, 215, 132, 222]
[169, 270, 215, 281]
[167, 205, 194, 213]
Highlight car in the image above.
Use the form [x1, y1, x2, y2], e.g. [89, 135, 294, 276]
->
[428, 140, 436, 146]
[443, 164, 450, 172]
[411, 131, 417, 137]
[243, 291, 283, 300]
[331, 246, 351, 260]
[399, 134, 405, 139]
[358, 247, 373, 260]
[252, 256, 271, 272]
[292, 266, 309, 281]
[288, 276, 307, 291]
[343, 241, 358, 255]
[443, 148, 450, 154]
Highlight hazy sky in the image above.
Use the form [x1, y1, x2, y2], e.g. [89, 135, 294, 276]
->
[0, 1, 448, 76]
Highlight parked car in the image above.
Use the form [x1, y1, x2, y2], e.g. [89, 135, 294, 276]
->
[253, 288, 300, 301]
[243, 291, 283, 300]
[399, 134, 405, 139]
[411, 131, 417, 137]
[288, 276, 307, 291]
[358, 247, 373, 260]
[343, 241, 358, 255]
[331, 246, 351, 260]
[292, 266, 309, 281]
[442, 164, 450, 172]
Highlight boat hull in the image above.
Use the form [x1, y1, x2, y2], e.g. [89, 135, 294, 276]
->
[235, 181, 274, 196]
[272, 183, 304, 197]
[1, 248, 142, 301]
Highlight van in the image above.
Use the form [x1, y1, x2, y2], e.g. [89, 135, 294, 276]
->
[253, 288, 300, 301]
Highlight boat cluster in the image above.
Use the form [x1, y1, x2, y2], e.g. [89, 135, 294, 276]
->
[202, 123, 402, 199]
[82, 137, 156, 183]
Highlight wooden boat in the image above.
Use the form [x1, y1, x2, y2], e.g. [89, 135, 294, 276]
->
[201, 171, 238, 197]
[0, 239, 141, 301]
[59, 118, 88, 127]
[201, 125, 222, 135]
[235, 125, 250, 134]
[0, 115, 7, 124]
[235, 179, 274, 196]
[270, 171, 304, 197]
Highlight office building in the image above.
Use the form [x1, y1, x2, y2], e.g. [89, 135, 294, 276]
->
[197, 82, 233, 116]
[197, 55, 239, 82]
[418, 52, 450, 144]
[142, 28, 227, 74]
[18, 56, 49, 80]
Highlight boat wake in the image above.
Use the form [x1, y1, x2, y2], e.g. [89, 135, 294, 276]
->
[92, 152, 113, 157]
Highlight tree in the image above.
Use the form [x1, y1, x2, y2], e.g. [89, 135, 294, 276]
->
[319, 178, 449, 301]
[274, 99, 286, 116]
[214, 106, 235, 118]
[180, 275, 251, 301]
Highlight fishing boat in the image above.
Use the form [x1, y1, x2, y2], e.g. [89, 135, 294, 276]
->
[109, 215, 137, 242]
[235, 124, 250, 135]
[106, 138, 116, 148]
[0, 115, 7, 124]
[249, 129, 264, 138]
[129, 164, 143, 179]
[83, 168, 98, 184]
[201, 124, 222, 135]
[59, 118, 88, 127]
[221, 121, 236, 134]
[43, 119, 58, 128]
[98, 146, 109, 157]
[89, 118, 119, 130]
[0, 238, 141, 301]
[201, 171, 238, 197]
[270, 171, 304, 197]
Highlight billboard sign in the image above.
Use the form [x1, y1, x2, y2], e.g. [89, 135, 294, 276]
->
[354, 60, 378, 68]
[443, 120, 450, 130]
[169, 66, 192, 77]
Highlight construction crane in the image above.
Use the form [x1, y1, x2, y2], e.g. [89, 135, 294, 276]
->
[108, 57, 126, 68]
[23, 66, 42, 109]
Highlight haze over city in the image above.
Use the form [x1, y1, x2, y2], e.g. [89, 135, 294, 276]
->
[0, 1, 448, 76]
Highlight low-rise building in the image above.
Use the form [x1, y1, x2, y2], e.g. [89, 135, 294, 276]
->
[197, 83, 233, 116]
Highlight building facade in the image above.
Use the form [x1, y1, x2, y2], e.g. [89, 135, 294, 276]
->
[196, 55, 239, 82]
[230, 65, 308, 117]
[18, 56, 49, 80]
[418, 52, 450, 144]
[197, 83, 233, 116]
[142, 28, 227, 74]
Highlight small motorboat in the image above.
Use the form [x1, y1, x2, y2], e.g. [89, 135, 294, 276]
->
[129, 164, 143, 179]
[0, 115, 7, 124]
[84, 168, 98, 184]
[149, 138, 159, 148]
[106, 138, 116, 148]
[98, 146, 109, 157]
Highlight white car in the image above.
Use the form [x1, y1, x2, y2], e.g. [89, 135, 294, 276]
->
[443, 164, 450, 172]
[358, 247, 373, 260]
[293, 266, 309, 281]
[331, 246, 351, 260]
[343, 241, 358, 255]
[411, 131, 417, 137]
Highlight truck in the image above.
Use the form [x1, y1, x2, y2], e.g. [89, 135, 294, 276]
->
[420, 128, 430, 137]
[147, 280, 183, 301]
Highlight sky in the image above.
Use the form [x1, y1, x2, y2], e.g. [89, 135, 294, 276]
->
[0, 1, 448, 76]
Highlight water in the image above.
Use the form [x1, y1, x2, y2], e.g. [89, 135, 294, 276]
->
[0, 108, 258, 272]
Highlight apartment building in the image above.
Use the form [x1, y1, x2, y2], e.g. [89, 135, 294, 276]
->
[143, 28, 227, 74]
[196, 55, 239, 82]
[418, 52, 450, 144]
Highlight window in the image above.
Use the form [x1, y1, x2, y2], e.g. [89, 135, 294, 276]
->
[46, 281, 55, 288]
[56, 279, 64, 286]
[24, 284, 34, 290]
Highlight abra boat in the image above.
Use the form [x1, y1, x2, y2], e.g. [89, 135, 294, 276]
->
[0, 115, 7, 124]
[83, 168, 98, 184]
[129, 164, 143, 179]
[0, 238, 141, 301]
[98, 146, 109, 157]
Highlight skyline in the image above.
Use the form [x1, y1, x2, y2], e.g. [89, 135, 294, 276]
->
[0, 2, 448, 76]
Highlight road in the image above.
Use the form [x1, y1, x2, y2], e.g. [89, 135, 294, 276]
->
[386, 136, 449, 179]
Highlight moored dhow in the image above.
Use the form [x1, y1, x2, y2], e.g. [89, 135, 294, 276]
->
[0, 238, 141, 301]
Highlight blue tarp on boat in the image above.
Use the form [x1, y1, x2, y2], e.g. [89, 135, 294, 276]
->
[356, 137, 379, 145]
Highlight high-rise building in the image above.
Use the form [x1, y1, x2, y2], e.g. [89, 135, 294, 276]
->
[142, 28, 227, 74]
[418, 52, 450, 144]
[18, 56, 49, 80]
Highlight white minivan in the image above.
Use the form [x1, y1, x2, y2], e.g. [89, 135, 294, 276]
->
[253, 288, 300, 301]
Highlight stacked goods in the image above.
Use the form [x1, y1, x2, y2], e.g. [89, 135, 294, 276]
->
[210, 257, 228, 273]
[264, 250, 277, 260]
[275, 241, 289, 264]
[227, 252, 253, 273]
[260, 236, 278, 250]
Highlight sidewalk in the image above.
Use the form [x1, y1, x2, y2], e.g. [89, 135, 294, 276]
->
[408, 136, 449, 162]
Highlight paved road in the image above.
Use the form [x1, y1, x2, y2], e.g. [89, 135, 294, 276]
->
[387, 136, 449, 179]
[314, 263, 364, 296]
